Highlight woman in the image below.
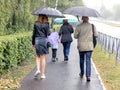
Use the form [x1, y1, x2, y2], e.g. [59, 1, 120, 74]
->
[32, 14, 50, 79]
[59, 19, 74, 61]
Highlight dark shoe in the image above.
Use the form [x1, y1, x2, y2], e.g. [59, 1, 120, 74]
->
[64, 56, 68, 61]
[66, 56, 68, 60]
[64, 59, 68, 62]
[79, 73, 83, 78]
[64, 59, 67, 61]
[86, 77, 91, 82]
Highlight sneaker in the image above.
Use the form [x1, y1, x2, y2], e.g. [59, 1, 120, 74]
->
[52, 58, 56, 62]
[34, 71, 40, 77]
[52, 58, 58, 62]
[41, 74, 46, 79]
[55, 58, 58, 61]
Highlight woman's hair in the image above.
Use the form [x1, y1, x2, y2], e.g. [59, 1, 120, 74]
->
[37, 14, 48, 22]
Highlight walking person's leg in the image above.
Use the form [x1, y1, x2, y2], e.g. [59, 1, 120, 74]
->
[52, 49, 55, 59]
[52, 49, 57, 62]
[34, 55, 41, 77]
[40, 54, 46, 78]
[55, 49, 58, 61]
[79, 51, 85, 78]
[62, 42, 67, 61]
[65, 42, 71, 60]
[54, 49, 57, 60]
[86, 51, 92, 81]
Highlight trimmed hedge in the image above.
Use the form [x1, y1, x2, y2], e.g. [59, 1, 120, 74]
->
[0, 31, 33, 73]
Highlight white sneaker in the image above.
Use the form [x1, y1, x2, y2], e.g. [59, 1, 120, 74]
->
[41, 74, 46, 79]
[34, 71, 41, 77]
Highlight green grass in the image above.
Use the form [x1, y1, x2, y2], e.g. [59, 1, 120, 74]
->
[92, 45, 120, 90]
[0, 55, 36, 90]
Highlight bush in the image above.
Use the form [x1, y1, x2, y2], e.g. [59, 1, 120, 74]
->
[0, 31, 33, 73]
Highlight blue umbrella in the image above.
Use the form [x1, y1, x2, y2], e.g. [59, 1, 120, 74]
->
[54, 14, 79, 23]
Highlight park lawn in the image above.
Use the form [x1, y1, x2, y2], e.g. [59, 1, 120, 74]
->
[0, 55, 36, 90]
[92, 45, 120, 90]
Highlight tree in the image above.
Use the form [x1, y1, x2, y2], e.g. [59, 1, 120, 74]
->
[57, 0, 84, 12]
[45, 0, 83, 12]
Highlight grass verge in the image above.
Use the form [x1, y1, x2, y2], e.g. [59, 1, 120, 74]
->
[0, 55, 35, 90]
[92, 45, 120, 90]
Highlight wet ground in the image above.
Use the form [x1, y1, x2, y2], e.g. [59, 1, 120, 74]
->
[18, 38, 105, 90]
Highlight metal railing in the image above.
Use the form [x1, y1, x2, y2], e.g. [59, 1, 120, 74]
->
[98, 32, 120, 65]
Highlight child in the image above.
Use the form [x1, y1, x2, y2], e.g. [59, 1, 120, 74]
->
[48, 29, 59, 62]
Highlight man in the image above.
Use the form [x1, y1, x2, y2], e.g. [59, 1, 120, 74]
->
[74, 16, 98, 81]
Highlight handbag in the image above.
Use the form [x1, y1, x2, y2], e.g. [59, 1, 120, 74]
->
[91, 24, 97, 48]
[47, 41, 51, 48]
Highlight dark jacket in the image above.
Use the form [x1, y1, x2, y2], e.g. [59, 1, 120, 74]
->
[59, 22, 74, 43]
[32, 21, 51, 45]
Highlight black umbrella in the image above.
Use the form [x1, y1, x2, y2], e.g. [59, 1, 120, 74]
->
[63, 6, 101, 17]
[32, 7, 65, 18]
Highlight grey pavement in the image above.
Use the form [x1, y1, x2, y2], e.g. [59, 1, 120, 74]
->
[18, 38, 105, 90]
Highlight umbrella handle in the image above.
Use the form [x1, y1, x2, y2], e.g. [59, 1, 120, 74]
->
[77, 16, 79, 21]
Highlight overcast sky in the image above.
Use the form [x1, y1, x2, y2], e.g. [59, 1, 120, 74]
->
[83, 0, 120, 10]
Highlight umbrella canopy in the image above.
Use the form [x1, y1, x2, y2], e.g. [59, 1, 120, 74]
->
[54, 14, 79, 23]
[48, 32, 59, 45]
[63, 6, 101, 17]
[32, 7, 65, 18]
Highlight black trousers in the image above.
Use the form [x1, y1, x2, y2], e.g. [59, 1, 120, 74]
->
[52, 49, 57, 58]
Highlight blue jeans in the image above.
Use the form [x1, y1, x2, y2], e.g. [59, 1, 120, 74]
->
[79, 51, 92, 77]
[62, 42, 71, 59]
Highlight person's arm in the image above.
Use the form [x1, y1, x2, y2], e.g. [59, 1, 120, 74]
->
[93, 25, 98, 37]
[59, 26, 63, 36]
[74, 26, 79, 39]
[46, 23, 51, 36]
[32, 24, 36, 46]
[56, 33, 60, 43]
[92, 24, 98, 37]
[70, 25, 74, 33]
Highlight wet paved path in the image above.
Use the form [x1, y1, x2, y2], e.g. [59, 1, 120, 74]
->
[18, 38, 105, 90]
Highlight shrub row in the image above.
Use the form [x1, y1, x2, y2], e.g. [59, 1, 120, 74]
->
[0, 31, 33, 73]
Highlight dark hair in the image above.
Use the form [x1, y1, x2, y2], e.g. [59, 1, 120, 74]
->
[63, 19, 68, 23]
